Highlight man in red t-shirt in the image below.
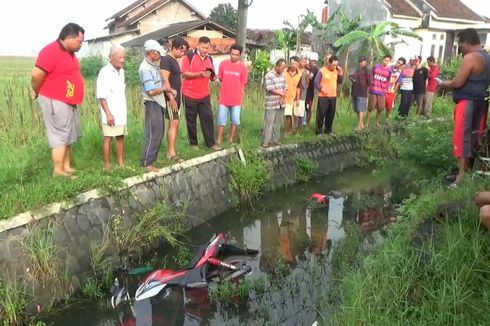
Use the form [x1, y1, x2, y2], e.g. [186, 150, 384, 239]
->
[424, 56, 440, 118]
[181, 36, 220, 151]
[216, 44, 248, 146]
[31, 23, 85, 178]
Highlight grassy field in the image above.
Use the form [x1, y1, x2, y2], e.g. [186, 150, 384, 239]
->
[0, 56, 454, 219]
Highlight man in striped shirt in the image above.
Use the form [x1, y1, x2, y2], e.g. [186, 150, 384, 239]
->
[366, 55, 392, 128]
[263, 59, 287, 147]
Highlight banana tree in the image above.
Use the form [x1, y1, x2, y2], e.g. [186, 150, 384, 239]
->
[333, 21, 422, 66]
[283, 10, 318, 53]
[275, 28, 296, 61]
[330, 10, 362, 75]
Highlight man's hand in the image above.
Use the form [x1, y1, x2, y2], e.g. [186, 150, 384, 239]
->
[169, 98, 178, 112]
[201, 71, 211, 78]
[106, 113, 115, 127]
[474, 192, 490, 207]
[30, 89, 38, 100]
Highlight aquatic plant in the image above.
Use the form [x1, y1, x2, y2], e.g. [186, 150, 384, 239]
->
[0, 278, 28, 326]
[295, 156, 319, 183]
[227, 151, 270, 206]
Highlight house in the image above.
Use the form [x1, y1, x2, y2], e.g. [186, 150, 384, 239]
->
[85, 0, 207, 57]
[121, 19, 237, 69]
[328, 0, 490, 63]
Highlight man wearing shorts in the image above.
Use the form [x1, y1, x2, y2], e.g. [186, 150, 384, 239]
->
[385, 57, 404, 121]
[139, 39, 167, 173]
[160, 37, 189, 162]
[216, 44, 248, 146]
[350, 56, 371, 130]
[283, 56, 302, 136]
[366, 55, 391, 127]
[440, 28, 490, 186]
[97, 45, 127, 171]
[424, 56, 440, 118]
[31, 23, 85, 178]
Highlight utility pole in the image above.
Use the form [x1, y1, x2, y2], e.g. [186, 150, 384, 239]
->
[237, 0, 253, 59]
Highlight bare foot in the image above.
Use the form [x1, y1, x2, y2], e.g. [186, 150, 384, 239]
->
[103, 164, 112, 172]
[64, 167, 78, 174]
[53, 171, 77, 180]
[144, 165, 160, 173]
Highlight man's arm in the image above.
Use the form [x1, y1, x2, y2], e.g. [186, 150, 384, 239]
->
[160, 69, 178, 111]
[99, 98, 115, 126]
[440, 53, 482, 89]
[314, 70, 323, 91]
[31, 67, 47, 98]
[181, 55, 211, 80]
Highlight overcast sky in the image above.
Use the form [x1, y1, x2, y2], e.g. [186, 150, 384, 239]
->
[0, 0, 489, 55]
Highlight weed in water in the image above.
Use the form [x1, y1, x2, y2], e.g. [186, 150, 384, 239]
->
[0, 278, 28, 326]
[295, 156, 318, 183]
[227, 150, 270, 206]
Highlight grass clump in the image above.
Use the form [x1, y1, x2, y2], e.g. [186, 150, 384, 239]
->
[228, 151, 270, 206]
[295, 156, 318, 183]
[0, 279, 28, 326]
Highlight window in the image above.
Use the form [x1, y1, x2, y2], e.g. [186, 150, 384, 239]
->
[431, 45, 436, 56]
[438, 45, 444, 60]
[432, 33, 437, 40]
[440, 34, 445, 41]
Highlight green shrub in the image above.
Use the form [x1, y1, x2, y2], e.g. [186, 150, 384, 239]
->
[0, 279, 28, 326]
[295, 156, 318, 182]
[227, 151, 270, 205]
[440, 55, 462, 80]
[80, 54, 106, 79]
[124, 48, 144, 86]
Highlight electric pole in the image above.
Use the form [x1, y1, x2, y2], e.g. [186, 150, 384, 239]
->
[237, 0, 253, 59]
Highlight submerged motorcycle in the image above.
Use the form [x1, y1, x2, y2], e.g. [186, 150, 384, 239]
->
[111, 232, 259, 308]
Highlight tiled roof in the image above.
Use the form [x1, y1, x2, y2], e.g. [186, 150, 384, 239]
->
[384, 0, 421, 18]
[425, 0, 483, 21]
[186, 37, 236, 55]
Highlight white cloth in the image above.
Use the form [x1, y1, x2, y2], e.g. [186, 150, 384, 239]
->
[96, 64, 127, 125]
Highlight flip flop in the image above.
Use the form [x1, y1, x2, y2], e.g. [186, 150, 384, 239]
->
[168, 154, 184, 163]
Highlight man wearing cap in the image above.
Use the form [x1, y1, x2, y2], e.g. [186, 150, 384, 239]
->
[366, 54, 391, 128]
[439, 28, 490, 186]
[31, 23, 85, 178]
[304, 52, 319, 128]
[350, 56, 371, 130]
[181, 36, 220, 151]
[139, 39, 169, 173]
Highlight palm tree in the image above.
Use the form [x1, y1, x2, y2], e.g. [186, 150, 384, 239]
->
[333, 21, 422, 66]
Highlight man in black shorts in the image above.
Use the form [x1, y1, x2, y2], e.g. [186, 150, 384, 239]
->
[160, 37, 189, 162]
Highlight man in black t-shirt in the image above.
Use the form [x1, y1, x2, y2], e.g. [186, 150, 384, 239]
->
[413, 55, 428, 116]
[160, 37, 189, 162]
[304, 52, 319, 128]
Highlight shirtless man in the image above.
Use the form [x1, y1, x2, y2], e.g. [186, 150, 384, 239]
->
[439, 28, 490, 186]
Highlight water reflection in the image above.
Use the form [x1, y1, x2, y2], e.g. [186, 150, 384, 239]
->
[45, 168, 396, 326]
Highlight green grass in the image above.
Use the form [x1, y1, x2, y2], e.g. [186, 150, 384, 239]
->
[0, 56, 455, 219]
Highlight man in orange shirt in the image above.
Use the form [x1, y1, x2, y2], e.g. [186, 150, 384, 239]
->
[283, 56, 302, 136]
[314, 55, 343, 137]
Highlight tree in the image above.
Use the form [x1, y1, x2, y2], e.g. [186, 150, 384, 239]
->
[333, 21, 422, 66]
[209, 3, 238, 32]
[274, 28, 296, 61]
[283, 10, 317, 53]
[330, 9, 362, 76]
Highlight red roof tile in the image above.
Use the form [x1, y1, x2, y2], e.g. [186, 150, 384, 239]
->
[186, 37, 236, 55]
[385, 0, 421, 18]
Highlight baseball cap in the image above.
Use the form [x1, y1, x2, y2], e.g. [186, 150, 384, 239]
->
[144, 39, 165, 54]
[358, 56, 367, 62]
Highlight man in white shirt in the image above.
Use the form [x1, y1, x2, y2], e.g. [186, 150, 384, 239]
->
[96, 45, 127, 170]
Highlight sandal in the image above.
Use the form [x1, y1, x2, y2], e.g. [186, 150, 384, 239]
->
[168, 154, 184, 163]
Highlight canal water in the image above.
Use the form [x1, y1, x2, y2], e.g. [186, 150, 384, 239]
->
[44, 167, 395, 326]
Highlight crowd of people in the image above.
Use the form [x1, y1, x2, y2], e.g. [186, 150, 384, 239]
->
[31, 24, 489, 229]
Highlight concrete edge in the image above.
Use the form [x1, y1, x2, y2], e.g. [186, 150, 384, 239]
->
[0, 147, 239, 233]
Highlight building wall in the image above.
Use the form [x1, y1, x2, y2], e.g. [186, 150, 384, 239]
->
[187, 30, 224, 39]
[138, 1, 200, 34]
[114, 0, 164, 34]
[84, 32, 139, 58]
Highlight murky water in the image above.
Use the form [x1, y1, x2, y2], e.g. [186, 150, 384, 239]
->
[44, 168, 395, 326]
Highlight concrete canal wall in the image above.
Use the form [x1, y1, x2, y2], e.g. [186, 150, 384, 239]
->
[0, 137, 360, 312]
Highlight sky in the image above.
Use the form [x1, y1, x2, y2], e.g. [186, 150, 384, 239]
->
[0, 0, 489, 55]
